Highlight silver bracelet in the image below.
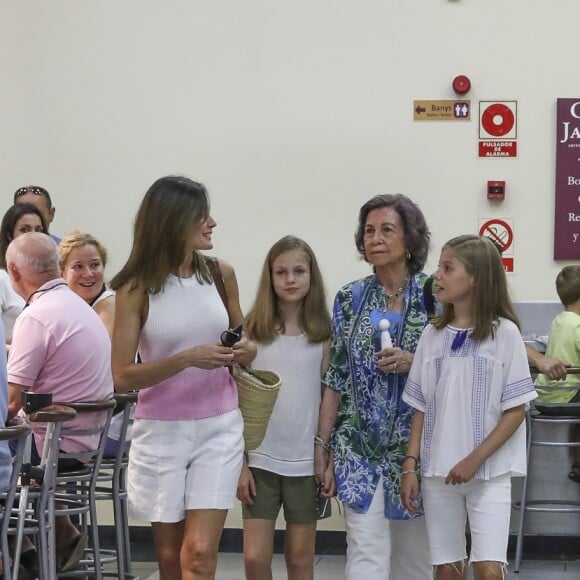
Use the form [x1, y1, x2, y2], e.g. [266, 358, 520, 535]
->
[314, 440, 331, 452]
[401, 469, 417, 476]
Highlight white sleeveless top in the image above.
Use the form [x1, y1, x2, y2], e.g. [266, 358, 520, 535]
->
[137, 274, 237, 420]
[248, 334, 323, 476]
[93, 288, 115, 307]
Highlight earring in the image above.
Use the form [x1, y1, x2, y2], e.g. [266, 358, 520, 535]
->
[406, 251, 411, 260]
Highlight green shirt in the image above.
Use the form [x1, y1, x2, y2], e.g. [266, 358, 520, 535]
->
[535, 310, 580, 403]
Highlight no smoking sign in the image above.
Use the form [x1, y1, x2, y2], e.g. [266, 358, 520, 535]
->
[479, 218, 515, 272]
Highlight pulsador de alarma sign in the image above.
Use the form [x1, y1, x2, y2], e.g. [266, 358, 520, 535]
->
[555, 99, 580, 259]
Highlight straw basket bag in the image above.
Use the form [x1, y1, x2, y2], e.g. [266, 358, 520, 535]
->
[232, 366, 282, 451]
[203, 257, 282, 449]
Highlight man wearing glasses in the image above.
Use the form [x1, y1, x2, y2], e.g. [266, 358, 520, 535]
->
[14, 185, 61, 243]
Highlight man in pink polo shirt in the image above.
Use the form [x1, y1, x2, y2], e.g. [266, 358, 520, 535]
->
[6, 232, 113, 572]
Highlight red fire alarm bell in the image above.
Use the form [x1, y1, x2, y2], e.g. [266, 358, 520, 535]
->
[487, 181, 505, 200]
[453, 75, 471, 95]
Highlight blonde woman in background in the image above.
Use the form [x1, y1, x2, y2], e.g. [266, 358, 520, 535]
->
[60, 231, 123, 456]
[60, 231, 115, 336]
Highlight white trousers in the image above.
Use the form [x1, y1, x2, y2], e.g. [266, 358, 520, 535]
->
[344, 478, 431, 580]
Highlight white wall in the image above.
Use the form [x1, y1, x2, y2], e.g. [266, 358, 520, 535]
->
[2, 0, 579, 531]
[2, 1, 578, 308]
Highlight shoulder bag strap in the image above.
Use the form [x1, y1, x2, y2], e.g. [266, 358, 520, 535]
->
[204, 256, 232, 326]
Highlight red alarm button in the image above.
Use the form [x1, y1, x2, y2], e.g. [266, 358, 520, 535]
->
[453, 75, 471, 95]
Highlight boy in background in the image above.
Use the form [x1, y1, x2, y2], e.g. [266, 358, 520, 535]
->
[535, 265, 580, 483]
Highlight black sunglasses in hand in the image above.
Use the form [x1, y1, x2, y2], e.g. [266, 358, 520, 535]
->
[221, 324, 243, 348]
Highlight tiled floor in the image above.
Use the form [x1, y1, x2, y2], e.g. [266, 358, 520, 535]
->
[135, 554, 580, 579]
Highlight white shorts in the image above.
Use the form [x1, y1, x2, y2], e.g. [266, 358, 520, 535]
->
[127, 409, 244, 522]
[421, 474, 512, 565]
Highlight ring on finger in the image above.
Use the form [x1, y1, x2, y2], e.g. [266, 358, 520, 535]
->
[393, 362, 397, 371]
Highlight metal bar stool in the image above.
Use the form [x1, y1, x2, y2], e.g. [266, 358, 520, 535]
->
[513, 366, 580, 573]
[52, 399, 116, 579]
[94, 391, 137, 579]
[15, 402, 78, 580]
[0, 418, 32, 580]
[29, 405, 78, 580]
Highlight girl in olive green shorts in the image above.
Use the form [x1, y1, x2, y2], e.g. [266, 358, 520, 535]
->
[237, 236, 333, 580]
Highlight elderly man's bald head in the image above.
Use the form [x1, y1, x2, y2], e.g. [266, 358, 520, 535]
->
[6, 232, 59, 278]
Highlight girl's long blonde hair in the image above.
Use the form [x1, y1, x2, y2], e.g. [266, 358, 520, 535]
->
[433, 234, 519, 340]
[245, 235, 331, 343]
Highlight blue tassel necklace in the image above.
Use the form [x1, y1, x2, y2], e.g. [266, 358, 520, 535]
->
[451, 329, 469, 351]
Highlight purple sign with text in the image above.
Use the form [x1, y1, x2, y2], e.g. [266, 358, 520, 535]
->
[555, 98, 580, 259]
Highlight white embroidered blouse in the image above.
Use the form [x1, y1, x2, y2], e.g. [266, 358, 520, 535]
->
[403, 318, 537, 480]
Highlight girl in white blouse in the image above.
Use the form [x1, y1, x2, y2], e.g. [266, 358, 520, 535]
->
[401, 235, 536, 580]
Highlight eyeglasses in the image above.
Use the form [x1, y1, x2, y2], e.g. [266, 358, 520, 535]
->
[14, 186, 49, 199]
[14, 186, 53, 207]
